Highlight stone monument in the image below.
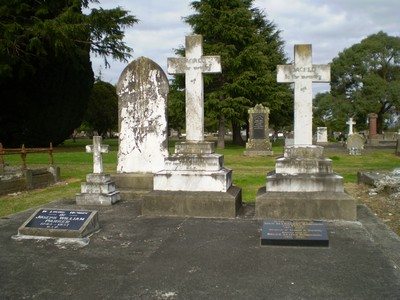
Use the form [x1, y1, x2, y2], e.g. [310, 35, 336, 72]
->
[244, 104, 273, 156]
[346, 117, 365, 155]
[112, 56, 169, 200]
[256, 44, 356, 221]
[316, 127, 328, 143]
[76, 136, 120, 206]
[143, 35, 242, 218]
[368, 113, 381, 145]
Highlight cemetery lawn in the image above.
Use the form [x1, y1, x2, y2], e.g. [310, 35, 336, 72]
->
[0, 138, 399, 235]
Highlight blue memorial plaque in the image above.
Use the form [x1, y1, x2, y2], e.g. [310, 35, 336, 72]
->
[261, 220, 329, 247]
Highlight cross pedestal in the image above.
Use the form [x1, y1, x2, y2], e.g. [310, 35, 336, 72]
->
[143, 35, 242, 218]
[256, 44, 356, 221]
[76, 136, 120, 206]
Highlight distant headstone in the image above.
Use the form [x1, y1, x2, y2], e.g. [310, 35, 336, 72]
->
[261, 220, 329, 247]
[277, 44, 330, 145]
[116, 56, 169, 173]
[347, 133, 365, 155]
[76, 136, 120, 205]
[316, 127, 328, 143]
[18, 208, 99, 238]
[244, 104, 273, 156]
[346, 117, 356, 135]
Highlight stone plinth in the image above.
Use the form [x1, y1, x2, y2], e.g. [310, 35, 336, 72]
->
[76, 174, 120, 206]
[111, 173, 153, 200]
[256, 145, 356, 220]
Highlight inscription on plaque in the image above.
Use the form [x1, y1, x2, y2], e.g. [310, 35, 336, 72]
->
[253, 113, 265, 139]
[261, 220, 329, 247]
[18, 208, 99, 238]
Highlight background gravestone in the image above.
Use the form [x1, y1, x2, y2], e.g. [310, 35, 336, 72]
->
[244, 104, 273, 156]
[316, 127, 328, 143]
[112, 56, 169, 200]
[347, 134, 365, 155]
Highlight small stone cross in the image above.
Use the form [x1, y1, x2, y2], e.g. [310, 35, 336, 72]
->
[277, 44, 330, 145]
[168, 35, 221, 142]
[86, 136, 109, 174]
[346, 117, 356, 135]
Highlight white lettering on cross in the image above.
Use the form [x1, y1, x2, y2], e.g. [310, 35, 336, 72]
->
[86, 136, 109, 174]
[277, 44, 330, 145]
[167, 35, 221, 142]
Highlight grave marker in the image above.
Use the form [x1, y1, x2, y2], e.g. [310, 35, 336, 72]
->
[18, 208, 99, 238]
[277, 45, 330, 145]
[346, 117, 356, 135]
[168, 35, 221, 142]
[86, 136, 109, 174]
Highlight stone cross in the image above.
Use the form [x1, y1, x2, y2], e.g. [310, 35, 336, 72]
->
[346, 117, 356, 135]
[277, 44, 330, 145]
[86, 136, 109, 174]
[168, 35, 221, 142]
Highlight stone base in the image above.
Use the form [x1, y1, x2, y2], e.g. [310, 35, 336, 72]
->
[154, 168, 232, 192]
[111, 173, 153, 200]
[255, 188, 356, 221]
[142, 186, 242, 218]
[76, 174, 120, 206]
[243, 150, 274, 156]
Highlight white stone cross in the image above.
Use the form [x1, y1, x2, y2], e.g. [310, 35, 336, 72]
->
[277, 44, 330, 145]
[86, 136, 109, 174]
[346, 117, 356, 135]
[168, 35, 221, 142]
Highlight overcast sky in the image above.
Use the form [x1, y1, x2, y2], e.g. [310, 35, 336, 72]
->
[88, 0, 399, 95]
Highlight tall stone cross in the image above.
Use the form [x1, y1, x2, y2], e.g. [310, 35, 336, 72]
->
[346, 117, 356, 135]
[168, 35, 221, 142]
[277, 44, 330, 145]
[86, 136, 109, 174]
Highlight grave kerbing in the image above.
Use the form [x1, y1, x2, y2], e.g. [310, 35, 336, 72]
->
[143, 35, 242, 218]
[256, 44, 356, 221]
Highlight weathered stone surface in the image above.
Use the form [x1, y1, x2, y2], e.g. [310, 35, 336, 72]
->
[347, 133, 365, 155]
[142, 186, 242, 218]
[256, 189, 357, 220]
[316, 127, 328, 143]
[117, 56, 169, 173]
[76, 174, 120, 206]
[277, 45, 330, 145]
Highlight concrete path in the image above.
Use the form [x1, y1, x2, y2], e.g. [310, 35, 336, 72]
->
[1, 199, 399, 299]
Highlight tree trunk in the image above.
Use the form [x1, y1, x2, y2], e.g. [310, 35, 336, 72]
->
[217, 114, 226, 149]
[232, 123, 244, 145]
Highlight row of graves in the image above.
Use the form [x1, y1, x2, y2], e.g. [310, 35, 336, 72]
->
[18, 36, 358, 247]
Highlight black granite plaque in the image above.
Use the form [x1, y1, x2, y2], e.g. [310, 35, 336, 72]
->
[261, 220, 329, 247]
[18, 208, 99, 238]
[253, 113, 265, 139]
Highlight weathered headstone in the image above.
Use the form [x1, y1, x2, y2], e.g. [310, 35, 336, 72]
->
[256, 44, 356, 221]
[18, 208, 99, 238]
[112, 56, 169, 199]
[143, 35, 242, 218]
[316, 127, 328, 143]
[277, 44, 330, 145]
[368, 113, 382, 145]
[244, 104, 273, 156]
[347, 133, 365, 155]
[76, 136, 120, 206]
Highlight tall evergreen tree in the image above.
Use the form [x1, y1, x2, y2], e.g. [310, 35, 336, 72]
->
[0, 0, 137, 146]
[169, 0, 292, 147]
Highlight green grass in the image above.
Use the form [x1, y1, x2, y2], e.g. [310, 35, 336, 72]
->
[1, 138, 399, 217]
